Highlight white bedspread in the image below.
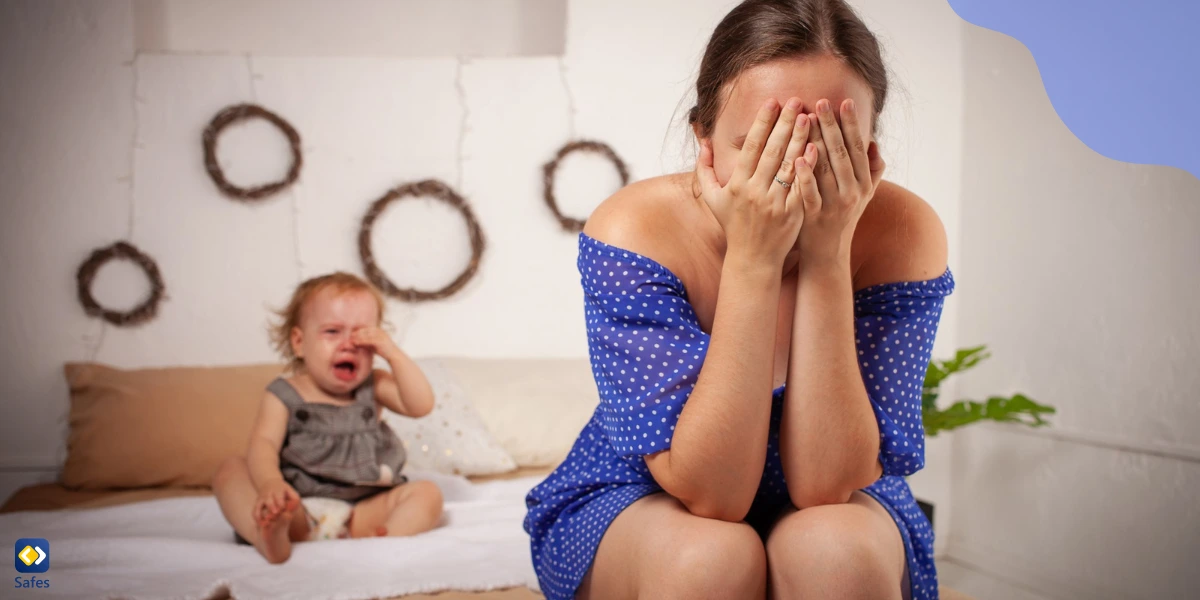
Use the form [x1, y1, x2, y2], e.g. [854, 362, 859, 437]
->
[0, 471, 543, 600]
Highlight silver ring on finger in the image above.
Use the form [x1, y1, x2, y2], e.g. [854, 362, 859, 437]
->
[773, 174, 792, 188]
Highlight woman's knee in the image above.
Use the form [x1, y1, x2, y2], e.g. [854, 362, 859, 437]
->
[765, 500, 902, 598]
[654, 520, 767, 600]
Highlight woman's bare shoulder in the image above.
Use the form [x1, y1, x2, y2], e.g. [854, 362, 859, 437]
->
[853, 180, 949, 290]
[582, 174, 698, 274]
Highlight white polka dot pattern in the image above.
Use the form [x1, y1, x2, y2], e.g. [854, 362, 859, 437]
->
[524, 233, 954, 600]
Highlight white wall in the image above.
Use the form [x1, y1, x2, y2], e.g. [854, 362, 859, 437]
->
[132, 0, 567, 57]
[0, 0, 138, 495]
[950, 21, 1200, 600]
[0, 0, 965, 549]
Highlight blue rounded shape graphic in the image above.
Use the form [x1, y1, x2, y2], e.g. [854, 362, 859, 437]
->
[947, 0, 1200, 179]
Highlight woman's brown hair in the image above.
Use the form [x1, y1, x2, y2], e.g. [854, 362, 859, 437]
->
[687, 0, 889, 138]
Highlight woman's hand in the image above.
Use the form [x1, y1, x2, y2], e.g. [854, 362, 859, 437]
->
[696, 97, 818, 269]
[794, 98, 886, 265]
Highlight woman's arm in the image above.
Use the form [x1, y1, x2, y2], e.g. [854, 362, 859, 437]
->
[781, 260, 880, 508]
[782, 188, 948, 508]
[588, 96, 810, 521]
[584, 206, 782, 523]
[644, 249, 782, 521]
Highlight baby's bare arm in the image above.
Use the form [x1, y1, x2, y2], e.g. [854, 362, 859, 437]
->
[373, 357, 434, 419]
[247, 391, 290, 489]
[348, 326, 435, 419]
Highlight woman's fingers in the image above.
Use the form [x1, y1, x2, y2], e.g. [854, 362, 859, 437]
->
[838, 99, 872, 189]
[868, 141, 886, 188]
[695, 138, 721, 197]
[792, 143, 822, 215]
[769, 101, 811, 207]
[815, 99, 856, 193]
[752, 97, 803, 188]
[805, 113, 838, 205]
[733, 98, 781, 184]
[782, 110, 811, 169]
[694, 138, 732, 228]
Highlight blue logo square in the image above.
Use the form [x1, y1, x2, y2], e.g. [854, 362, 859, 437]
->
[14, 538, 49, 573]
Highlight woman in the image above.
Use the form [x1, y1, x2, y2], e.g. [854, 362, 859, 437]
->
[524, 1, 953, 598]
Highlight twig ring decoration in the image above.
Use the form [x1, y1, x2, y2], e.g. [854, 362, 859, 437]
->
[358, 179, 485, 302]
[202, 103, 302, 201]
[542, 140, 630, 232]
[76, 241, 166, 326]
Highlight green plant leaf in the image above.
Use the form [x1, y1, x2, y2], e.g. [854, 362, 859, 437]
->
[923, 360, 948, 390]
[923, 345, 989, 392]
[920, 346, 1055, 437]
[922, 390, 939, 414]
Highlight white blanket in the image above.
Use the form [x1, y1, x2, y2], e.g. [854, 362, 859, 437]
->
[0, 471, 543, 600]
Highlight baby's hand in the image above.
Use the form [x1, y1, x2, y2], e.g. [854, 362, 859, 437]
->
[350, 326, 400, 359]
[253, 479, 300, 526]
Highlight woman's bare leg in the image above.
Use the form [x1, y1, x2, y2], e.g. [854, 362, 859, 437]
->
[211, 457, 310, 564]
[348, 480, 443, 538]
[764, 491, 910, 600]
[577, 493, 767, 600]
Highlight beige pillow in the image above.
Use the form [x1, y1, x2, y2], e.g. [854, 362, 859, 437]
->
[434, 357, 600, 467]
[383, 359, 517, 476]
[62, 362, 286, 490]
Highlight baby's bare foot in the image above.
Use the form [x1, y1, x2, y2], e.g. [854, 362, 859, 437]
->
[255, 507, 296, 564]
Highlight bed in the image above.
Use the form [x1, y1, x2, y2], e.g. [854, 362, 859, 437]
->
[1, 468, 550, 600]
[2, 357, 973, 599]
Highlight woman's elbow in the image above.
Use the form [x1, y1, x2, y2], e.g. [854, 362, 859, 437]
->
[790, 487, 855, 510]
[668, 479, 753, 522]
[680, 495, 752, 522]
[786, 470, 873, 509]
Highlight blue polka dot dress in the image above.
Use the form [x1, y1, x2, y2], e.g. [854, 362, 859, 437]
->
[524, 232, 955, 600]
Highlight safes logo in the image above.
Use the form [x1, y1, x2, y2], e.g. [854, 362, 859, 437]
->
[13, 538, 50, 590]
[14, 539, 48, 574]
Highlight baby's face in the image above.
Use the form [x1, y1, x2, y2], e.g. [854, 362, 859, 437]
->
[291, 288, 380, 396]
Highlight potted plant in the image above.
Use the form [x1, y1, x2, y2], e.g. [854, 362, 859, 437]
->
[915, 345, 1056, 523]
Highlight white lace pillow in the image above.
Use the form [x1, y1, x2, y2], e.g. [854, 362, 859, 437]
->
[382, 358, 517, 477]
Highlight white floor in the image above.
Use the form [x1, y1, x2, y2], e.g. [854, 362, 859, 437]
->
[939, 557, 1055, 600]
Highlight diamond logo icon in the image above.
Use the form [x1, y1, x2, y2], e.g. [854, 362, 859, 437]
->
[14, 538, 49, 573]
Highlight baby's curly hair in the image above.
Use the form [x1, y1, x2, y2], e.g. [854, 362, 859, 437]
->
[269, 271, 387, 369]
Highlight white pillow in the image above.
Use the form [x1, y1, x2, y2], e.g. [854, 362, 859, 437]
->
[433, 357, 600, 467]
[382, 358, 517, 477]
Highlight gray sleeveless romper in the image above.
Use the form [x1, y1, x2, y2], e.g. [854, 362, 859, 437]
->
[270, 375, 408, 502]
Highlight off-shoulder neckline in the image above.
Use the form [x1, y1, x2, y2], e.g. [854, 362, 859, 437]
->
[578, 232, 953, 298]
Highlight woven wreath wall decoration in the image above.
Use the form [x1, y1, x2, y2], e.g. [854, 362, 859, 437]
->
[358, 179, 486, 302]
[76, 241, 166, 327]
[202, 103, 302, 201]
[541, 140, 630, 232]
